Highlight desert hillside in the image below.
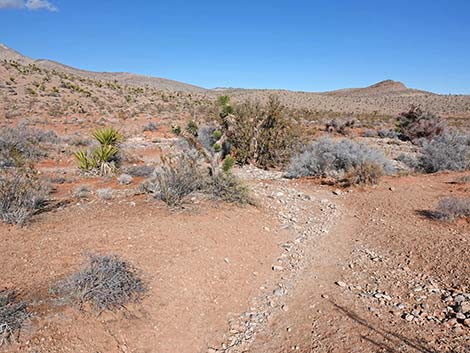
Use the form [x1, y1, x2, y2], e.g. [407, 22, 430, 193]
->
[1, 42, 470, 353]
[2, 44, 470, 123]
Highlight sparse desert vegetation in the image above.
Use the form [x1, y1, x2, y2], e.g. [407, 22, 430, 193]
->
[51, 254, 146, 312]
[0, 43, 470, 353]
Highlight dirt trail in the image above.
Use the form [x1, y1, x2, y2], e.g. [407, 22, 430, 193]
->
[236, 172, 470, 353]
[2, 169, 469, 352]
[210, 169, 345, 352]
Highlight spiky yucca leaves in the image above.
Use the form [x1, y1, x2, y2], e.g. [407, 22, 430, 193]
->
[186, 120, 199, 137]
[93, 145, 119, 176]
[91, 128, 123, 146]
[222, 156, 235, 173]
[74, 150, 96, 171]
[74, 127, 122, 176]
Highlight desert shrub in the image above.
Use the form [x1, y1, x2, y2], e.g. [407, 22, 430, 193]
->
[286, 138, 394, 183]
[143, 122, 158, 132]
[377, 128, 399, 139]
[117, 173, 133, 185]
[363, 129, 378, 138]
[432, 197, 470, 221]
[73, 185, 91, 199]
[396, 153, 421, 171]
[418, 132, 470, 173]
[197, 125, 218, 152]
[0, 126, 59, 168]
[123, 165, 154, 178]
[205, 172, 253, 205]
[143, 154, 204, 206]
[96, 188, 114, 200]
[344, 160, 384, 185]
[0, 290, 29, 346]
[325, 118, 358, 135]
[220, 96, 298, 168]
[396, 106, 447, 142]
[0, 170, 48, 225]
[454, 175, 470, 184]
[51, 254, 146, 312]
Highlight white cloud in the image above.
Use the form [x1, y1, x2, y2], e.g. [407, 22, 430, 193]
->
[0, 0, 58, 11]
[25, 0, 57, 11]
[0, 0, 25, 8]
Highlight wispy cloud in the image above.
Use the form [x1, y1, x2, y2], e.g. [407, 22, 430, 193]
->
[25, 0, 57, 11]
[0, 0, 58, 11]
[0, 0, 24, 8]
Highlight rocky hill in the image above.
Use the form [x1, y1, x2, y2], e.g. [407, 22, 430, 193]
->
[1, 44, 470, 120]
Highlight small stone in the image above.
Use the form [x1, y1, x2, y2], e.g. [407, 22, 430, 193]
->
[224, 258, 230, 264]
[461, 302, 470, 313]
[321, 294, 329, 299]
[446, 318, 458, 327]
[405, 314, 414, 322]
[454, 295, 466, 304]
[456, 312, 466, 320]
[333, 189, 342, 195]
[389, 187, 395, 191]
[272, 265, 284, 271]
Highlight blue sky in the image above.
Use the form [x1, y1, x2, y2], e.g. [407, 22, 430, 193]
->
[1, 0, 469, 94]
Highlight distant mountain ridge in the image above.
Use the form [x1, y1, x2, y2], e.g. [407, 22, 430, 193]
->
[0, 43, 207, 93]
[2, 43, 469, 119]
[0, 43, 436, 96]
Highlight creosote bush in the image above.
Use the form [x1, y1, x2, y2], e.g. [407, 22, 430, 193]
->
[0, 290, 29, 346]
[51, 254, 146, 312]
[432, 197, 470, 221]
[396, 106, 447, 142]
[0, 170, 48, 225]
[286, 138, 394, 185]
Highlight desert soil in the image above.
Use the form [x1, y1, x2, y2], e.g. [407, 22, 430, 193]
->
[1, 168, 469, 353]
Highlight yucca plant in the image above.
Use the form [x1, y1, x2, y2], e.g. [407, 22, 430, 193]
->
[93, 145, 118, 176]
[74, 150, 95, 171]
[74, 127, 122, 175]
[92, 128, 123, 146]
[93, 145, 118, 163]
